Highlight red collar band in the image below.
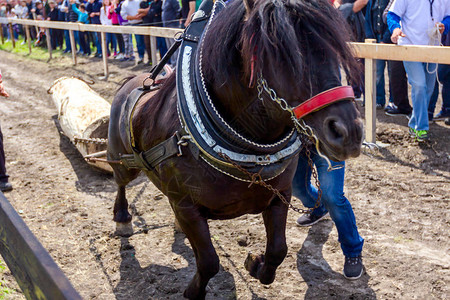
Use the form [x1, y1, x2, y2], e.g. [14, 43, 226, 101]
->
[293, 86, 355, 119]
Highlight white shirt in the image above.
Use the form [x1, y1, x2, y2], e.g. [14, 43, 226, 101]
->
[389, 0, 450, 45]
[100, 6, 112, 25]
[120, 0, 142, 24]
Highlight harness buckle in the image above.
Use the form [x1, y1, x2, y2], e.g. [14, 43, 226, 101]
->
[176, 133, 192, 156]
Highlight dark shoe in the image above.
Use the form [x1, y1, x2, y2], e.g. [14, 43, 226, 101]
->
[376, 103, 384, 110]
[445, 118, 450, 125]
[384, 102, 395, 112]
[0, 182, 13, 192]
[385, 107, 412, 117]
[434, 110, 450, 121]
[296, 212, 329, 227]
[343, 256, 364, 280]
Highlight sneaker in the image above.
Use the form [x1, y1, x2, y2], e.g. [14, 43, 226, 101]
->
[384, 102, 396, 112]
[376, 103, 384, 110]
[434, 110, 450, 121]
[410, 128, 429, 142]
[415, 130, 429, 142]
[445, 118, 450, 125]
[296, 212, 329, 227]
[115, 53, 124, 60]
[137, 58, 144, 64]
[385, 106, 412, 117]
[343, 256, 364, 280]
[0, 182, 13, 192]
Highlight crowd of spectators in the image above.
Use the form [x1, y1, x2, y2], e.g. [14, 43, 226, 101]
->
[0, 0, 201, 65]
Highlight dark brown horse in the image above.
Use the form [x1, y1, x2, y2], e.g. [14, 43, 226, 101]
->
[107, 0, 363, 298]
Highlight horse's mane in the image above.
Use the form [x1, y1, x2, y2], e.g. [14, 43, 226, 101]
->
[202, 0, 360, 91]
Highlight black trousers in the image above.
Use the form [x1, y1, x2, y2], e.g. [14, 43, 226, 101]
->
[0, 124, 8, 183]
[388, 60, 411, 112]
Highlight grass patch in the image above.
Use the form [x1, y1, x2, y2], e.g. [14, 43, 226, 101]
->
[0, 260, 14, 299]
[0, 37, 64, 61]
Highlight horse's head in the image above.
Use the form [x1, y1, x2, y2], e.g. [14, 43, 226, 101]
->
[202, 0, 363, 161]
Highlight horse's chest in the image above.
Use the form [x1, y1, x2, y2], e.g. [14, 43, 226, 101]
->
[150, 155, 282, 218]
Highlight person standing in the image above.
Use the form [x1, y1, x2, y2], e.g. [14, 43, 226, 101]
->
[428, 31, 450, 121]
[364, 0, 391, 109]
[293, 150, 364, 280]
[120, 0, 146, 64]
[162, 0, 180, 66]
[86, 0, 102, 57]
[387, 0, 450, 141]
[0, 70, 13, 192]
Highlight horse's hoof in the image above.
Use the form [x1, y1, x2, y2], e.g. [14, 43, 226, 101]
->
[115, 222, 133, 237]
[244, 252, 265, 279]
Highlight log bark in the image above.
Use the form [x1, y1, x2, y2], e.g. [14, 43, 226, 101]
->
[49, 77, 112, 173]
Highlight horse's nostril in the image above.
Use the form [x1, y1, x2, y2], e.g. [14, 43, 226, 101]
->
[325, 117, 348, 142]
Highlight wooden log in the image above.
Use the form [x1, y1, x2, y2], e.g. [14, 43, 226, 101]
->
[0, 193, 82, 299]
[49, 77, 112, 173]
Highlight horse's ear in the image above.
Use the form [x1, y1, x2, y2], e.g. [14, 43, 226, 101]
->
[243, 0, 255, 20]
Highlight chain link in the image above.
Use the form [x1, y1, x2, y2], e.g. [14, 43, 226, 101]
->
[73, 137, 108, 145]
[218, 148, 322, 214]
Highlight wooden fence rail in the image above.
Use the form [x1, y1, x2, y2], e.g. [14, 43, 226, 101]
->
[1, 17, 449, 142]
[0, 192, 82, 299]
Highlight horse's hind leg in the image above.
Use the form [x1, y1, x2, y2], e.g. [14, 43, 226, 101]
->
[245, 195, 288, 284]
[110, 163, 140, 236]
[173, 205, 219, 300]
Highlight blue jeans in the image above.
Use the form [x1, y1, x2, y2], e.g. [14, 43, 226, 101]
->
[292, 151, 364, 257]
[375, 59, 387, 106]
[134, 34, 145, 59]
[429, 64, 450, 115]
[403, 61, 437, 131]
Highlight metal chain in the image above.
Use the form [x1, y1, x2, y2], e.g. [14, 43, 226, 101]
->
[73, 137, 108, 145]
[218, 149, 322, 214]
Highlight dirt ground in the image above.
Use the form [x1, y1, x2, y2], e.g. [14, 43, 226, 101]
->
[0, 50, 448, 300]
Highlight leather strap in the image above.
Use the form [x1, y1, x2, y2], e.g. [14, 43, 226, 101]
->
[293, 86, 354, 119]
[120, 132, 181, 170]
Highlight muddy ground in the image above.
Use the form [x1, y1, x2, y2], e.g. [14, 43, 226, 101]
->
[0, 50, 448, 299]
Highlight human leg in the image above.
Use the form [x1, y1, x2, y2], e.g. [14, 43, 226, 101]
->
[134, 34, 145, 61]
[0, 124, 11, 192]
[375, 59, 386, 107]
[403, 61, 434, 132]
[434, 64, 450, 119]
[387, 60, 411, 113]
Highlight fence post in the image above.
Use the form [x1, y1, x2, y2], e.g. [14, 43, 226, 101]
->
[69, 29, 77, 65]
[46, 28, 52, 60]
[0, 24, 4, 44]
[364, 39, 377, 144]
[25, 25, 32, 54]
[150, 35, 157, 66]
[9, 23, 15, 48]
[100, 31, 109, 79]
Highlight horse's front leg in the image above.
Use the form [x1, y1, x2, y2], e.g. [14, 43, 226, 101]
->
[173, 203, 220, 300]
[245, 195, 288, 284]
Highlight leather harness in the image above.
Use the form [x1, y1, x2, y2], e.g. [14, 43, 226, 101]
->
[117, 0, 355, 181]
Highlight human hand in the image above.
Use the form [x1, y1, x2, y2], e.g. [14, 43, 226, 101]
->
[90, 12, 95, 17]
[436, 22, 445, 34]
[391, 28, 405, 44]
